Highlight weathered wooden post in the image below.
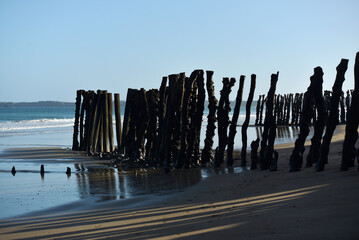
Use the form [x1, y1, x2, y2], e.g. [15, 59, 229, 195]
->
[87, 91, 98, 154]
[83, 91, 93, 151]
[120, 89, 136, 155]
[250, 138, 260, 170]
[259, 72, 279, 170]
[155, 77, 168, 166]
[316, 58, 348, 171]
[345, 90, 351, 122]
[72, 90, 82, 150]
[145, 89, 159, 164]
[259, 94, 266, 125]
[202, 71, 218, 166]
[103, 91, 110, 153]
[214, 77, 236, 168]
[306, 68, 326, 168]
[107, 93, 114, 153]
[171, 73, 185, 167]
[79, 90, 85, 150]
[255, 95, 261, 125]
[340, 92, 346, 123]
[241, 74, 256, 166]
[227, 75, 245, 167]
[134, 88, 149, 160]
[114, 93, 122, 151]
[192, 70, 205, 165]
[341, 52, 359, 170]
[289, 67, 325, 172]
[92, 90, 103, 154]
[163, 74, 180, 171]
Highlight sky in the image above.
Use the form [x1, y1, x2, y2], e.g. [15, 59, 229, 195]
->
[0, 0, 358, 102]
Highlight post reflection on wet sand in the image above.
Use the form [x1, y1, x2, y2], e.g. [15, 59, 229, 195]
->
[74, 167, 203, 202]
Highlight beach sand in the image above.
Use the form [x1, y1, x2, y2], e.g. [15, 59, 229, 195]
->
[0, 125, 358, 239]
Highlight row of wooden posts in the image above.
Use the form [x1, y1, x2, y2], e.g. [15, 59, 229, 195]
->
[72, 52, 359, 172]
[254, 89, 353, 126]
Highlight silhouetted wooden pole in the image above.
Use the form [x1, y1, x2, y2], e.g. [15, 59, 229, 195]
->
[250, 138, 260, 169]
[72, 90, 82, 150]
[341, 52, 359, 170]
[176, 76, 194, 168]
[135, 88, 149, 160]
[241, 74, 256, 166]
[259, 94, 265, 125]
[163, 74, 180, 171]
[87, 91, 98, 154]
[107, 92, 114, 152]
[202, 71, 218, 166]
[192, 70, 205, 165]
[259, 72, 279, 170]
[289, 67, 324, 172]
[79, 90, 85, 150]
[120, 89, 135, 155]
[171, 73, 185, 167]
[317, 58, 348, 171]
[340, 92, 346, 123]
[214, 77, 236, 168]
[227, 75, 245, 167]
[114, 93, 122, 151]
[306, 68, 326, 168]
[102, 91, 109, 153]
[145, 89, 159, 164]
[155, 77, 168, 166]
[255, 95, 261, 125]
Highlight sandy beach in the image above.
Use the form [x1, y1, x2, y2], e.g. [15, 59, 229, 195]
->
[0, 125, 358, 239]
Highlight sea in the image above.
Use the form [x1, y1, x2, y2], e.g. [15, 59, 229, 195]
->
[0, 105, 307, 219]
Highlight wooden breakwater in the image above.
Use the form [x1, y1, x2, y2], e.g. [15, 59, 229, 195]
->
[72, 52, 359, 172]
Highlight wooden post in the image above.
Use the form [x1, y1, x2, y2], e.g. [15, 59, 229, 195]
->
[163, 74, 180, 171]
[114, 93, 122, 151]
[341, 52, 359, 170]
[155, 77, 168, 166]
[340, 92, 346, 123]
[102, 91, 110, 153]
[227, 75, 245, 167]
[134, 88, 149, 160]
[107, 92, 114, 153]
[259, 72, 279, 170]
[214, 77, 236, 168]
[255, 95, 261, 126]
[79, 90, 85, 150]
[145, 89, 159, 164]
[316, 59, 348, 171]
[120, 89, 136, 155]
[177, 73, 196, 168]
[250, 138, 260, 169]
[306, 68, 326, 167]
[72, 90, 82, 150]
[171, 73, 185, 167]
[241, 74, 256, 166]
[192, 70, 205, 165]
[201, 70, 218, 166]
[259, 94, 265, 125]
[289, 67, 324, 171]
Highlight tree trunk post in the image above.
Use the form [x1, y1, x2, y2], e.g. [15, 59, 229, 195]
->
[341, 52, 359, 170]
[316, 58, 348, 171]
[241, 74, 256, 166]
[201, 70, 218, 166]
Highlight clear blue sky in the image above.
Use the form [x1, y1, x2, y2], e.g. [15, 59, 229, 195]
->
[0, 0, 358, 102]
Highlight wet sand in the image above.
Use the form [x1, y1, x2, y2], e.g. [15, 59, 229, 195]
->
[0, 125, 358, 239]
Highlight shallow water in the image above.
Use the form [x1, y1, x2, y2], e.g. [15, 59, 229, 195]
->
[0, 125, 313, 219]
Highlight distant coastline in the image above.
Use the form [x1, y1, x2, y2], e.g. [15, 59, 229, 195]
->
[0, 101, 75, 108]
[0, 100, 256, 109]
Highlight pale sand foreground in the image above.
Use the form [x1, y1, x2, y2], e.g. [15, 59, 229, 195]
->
[0, 125, 358, 239]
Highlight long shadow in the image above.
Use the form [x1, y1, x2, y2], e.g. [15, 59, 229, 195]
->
[0, 184, 328, 239]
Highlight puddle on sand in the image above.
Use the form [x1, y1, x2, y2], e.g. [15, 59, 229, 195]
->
[0, 162, 244, 219]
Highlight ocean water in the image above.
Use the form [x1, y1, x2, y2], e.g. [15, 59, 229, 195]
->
[0, 105, 306, 219]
